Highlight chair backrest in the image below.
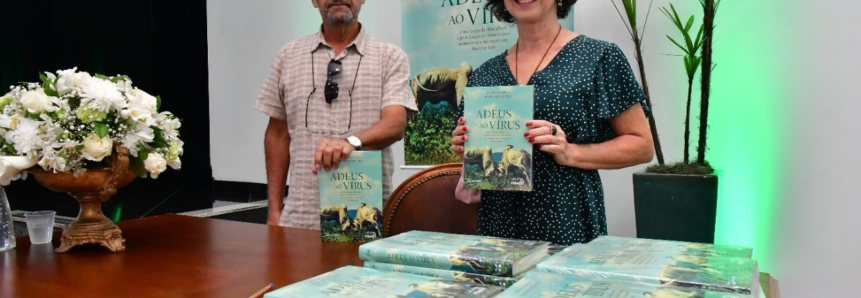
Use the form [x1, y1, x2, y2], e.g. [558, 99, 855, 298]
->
[383, 163, 479, 237]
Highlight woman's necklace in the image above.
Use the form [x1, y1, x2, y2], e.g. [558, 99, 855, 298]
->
[515, 25, 563, 85]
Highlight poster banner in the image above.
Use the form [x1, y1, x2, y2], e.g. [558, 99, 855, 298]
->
[401, 0, 574, 166]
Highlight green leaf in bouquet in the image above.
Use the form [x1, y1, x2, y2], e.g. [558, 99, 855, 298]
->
[75, 144, 85, 150]
[149, 127, 169, 148]
[138, 143, 149, 160]
[130, 153, 148, 178]
[156, 96, 162, 110]
[94, 123, 109, 138]
[95, 74, 109, 80]
[110, 76, 123, 83]
[42, 86, 58, 97]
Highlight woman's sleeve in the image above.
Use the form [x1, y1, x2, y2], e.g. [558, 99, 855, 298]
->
[593, 43, 649, 119]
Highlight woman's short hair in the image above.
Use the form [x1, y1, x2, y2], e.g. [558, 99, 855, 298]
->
[485, 0, 577, 23]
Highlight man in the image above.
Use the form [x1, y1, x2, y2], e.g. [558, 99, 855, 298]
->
[254, 0, 417, 227]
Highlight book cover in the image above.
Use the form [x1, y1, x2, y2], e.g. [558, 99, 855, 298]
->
[496, 271, 750, 298]
[462, 85, 534, 191]
[358, 230, 549, 277]
[535, 244, 759, 295]
[263, 266, 503, 298]
[363, 261, 525, 288]
[400, 0, 573, 166]
[589, 236, 753, 258]
[317, 151, 383, 242]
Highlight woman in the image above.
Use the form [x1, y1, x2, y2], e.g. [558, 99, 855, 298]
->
[450, 0, 654, 245]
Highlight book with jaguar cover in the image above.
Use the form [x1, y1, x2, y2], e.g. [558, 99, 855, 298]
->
[589, 236, 753, 258]
[358, 230, 549, 277]
[462, 85, 533, 191]
[495, 271, 751, 298]
[363, 261, 526, 288]
[535, 244, 759, 296]
[317, 151, 383, 243]
[263, 266, 503, 298]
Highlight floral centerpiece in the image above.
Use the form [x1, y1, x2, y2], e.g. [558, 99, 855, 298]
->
[0, 68, 184, 252]
[0, 67, 182, 183]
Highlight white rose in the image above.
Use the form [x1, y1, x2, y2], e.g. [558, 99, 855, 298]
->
[144, 152, 168, 178]
[20, 90, 52, 114]
[121, 89, 157, 121]
[81, 133, 113, 162]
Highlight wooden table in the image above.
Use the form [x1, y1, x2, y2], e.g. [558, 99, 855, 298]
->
[1, 214, 779, 298]
[1, 214, 363, 298]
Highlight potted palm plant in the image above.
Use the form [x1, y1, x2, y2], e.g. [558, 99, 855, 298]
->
[613, 0, 721, 243]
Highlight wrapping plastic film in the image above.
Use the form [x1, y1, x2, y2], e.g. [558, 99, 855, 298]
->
[535, 244, 759, 296]
[358, 230, 549, 277]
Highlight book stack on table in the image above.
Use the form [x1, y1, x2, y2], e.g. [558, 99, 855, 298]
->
[359, 230, 550, 289]
[497, 236, 762, 298]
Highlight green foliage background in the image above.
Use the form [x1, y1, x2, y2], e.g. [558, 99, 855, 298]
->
[404, 104, 460, 165]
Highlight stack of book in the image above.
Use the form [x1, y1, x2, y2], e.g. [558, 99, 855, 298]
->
[532, 236, 760, 297]
[496, 271, 752, 298]
[358, 230, 550, 288]
[263, 266, 504, 298]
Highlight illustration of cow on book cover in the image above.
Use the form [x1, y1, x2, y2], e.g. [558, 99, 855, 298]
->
[320, 203, 383, 242]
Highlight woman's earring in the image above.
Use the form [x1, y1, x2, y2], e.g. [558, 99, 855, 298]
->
[558, 0, 563, 7]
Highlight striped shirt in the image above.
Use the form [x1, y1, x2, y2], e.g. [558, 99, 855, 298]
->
[254, 26, 418, 229]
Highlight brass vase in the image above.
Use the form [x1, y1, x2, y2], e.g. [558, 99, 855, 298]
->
[28, 145, 136, 253]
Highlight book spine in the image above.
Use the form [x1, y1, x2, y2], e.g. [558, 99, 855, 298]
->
[364, 261, 520, 288]
[358, 245, 514, 276]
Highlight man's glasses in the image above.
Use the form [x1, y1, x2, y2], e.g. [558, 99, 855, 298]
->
[305, 51, 363, 135]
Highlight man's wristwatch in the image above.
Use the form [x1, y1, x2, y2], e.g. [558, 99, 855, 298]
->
[345, 135, 362, 150]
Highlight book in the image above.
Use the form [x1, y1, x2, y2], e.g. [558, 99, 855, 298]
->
[358, 230, 549, 277]
[589, 236, 753, 258]
[462, 85, 534, 191]
[263, 266, 503, 298]
[317, 151, 383, 242]
[363, 261, 525, 288]
[496, 271, 751, 298]
[535, 244, 759, 296]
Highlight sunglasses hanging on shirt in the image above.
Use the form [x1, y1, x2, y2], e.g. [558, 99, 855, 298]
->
[325, 59, 342, 103]
[304, 50, 363, 134]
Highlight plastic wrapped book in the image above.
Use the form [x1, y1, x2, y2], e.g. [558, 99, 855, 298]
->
[496, 271, 752, 298]
[263, 266, 503, 298]
[363, 261, 526, 288]
[535, 244, 759, 296]
[589, 236, 753, 258]
[358, 230, 549, 277]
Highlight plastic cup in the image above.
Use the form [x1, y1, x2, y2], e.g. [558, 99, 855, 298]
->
[24, 211, 56, 244]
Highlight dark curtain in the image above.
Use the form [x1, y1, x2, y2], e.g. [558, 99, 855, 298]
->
[0, 0, 213, 220]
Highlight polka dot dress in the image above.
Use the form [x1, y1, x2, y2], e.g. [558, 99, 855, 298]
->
[454, 35, 648, 245]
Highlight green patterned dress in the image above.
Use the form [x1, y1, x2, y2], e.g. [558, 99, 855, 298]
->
[454, 35, 648, 245]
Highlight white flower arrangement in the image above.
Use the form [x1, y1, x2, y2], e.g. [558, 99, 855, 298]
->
[0, 68, 183, 184]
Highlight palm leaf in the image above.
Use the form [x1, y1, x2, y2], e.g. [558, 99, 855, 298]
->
[611, 1, 635, 37]
[684, 15, 695, 33]
[693, 24, 705, 51]
[666, 35, 689, 54]
[623, 0, 637, 30]
[641, 0, 655, 38]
